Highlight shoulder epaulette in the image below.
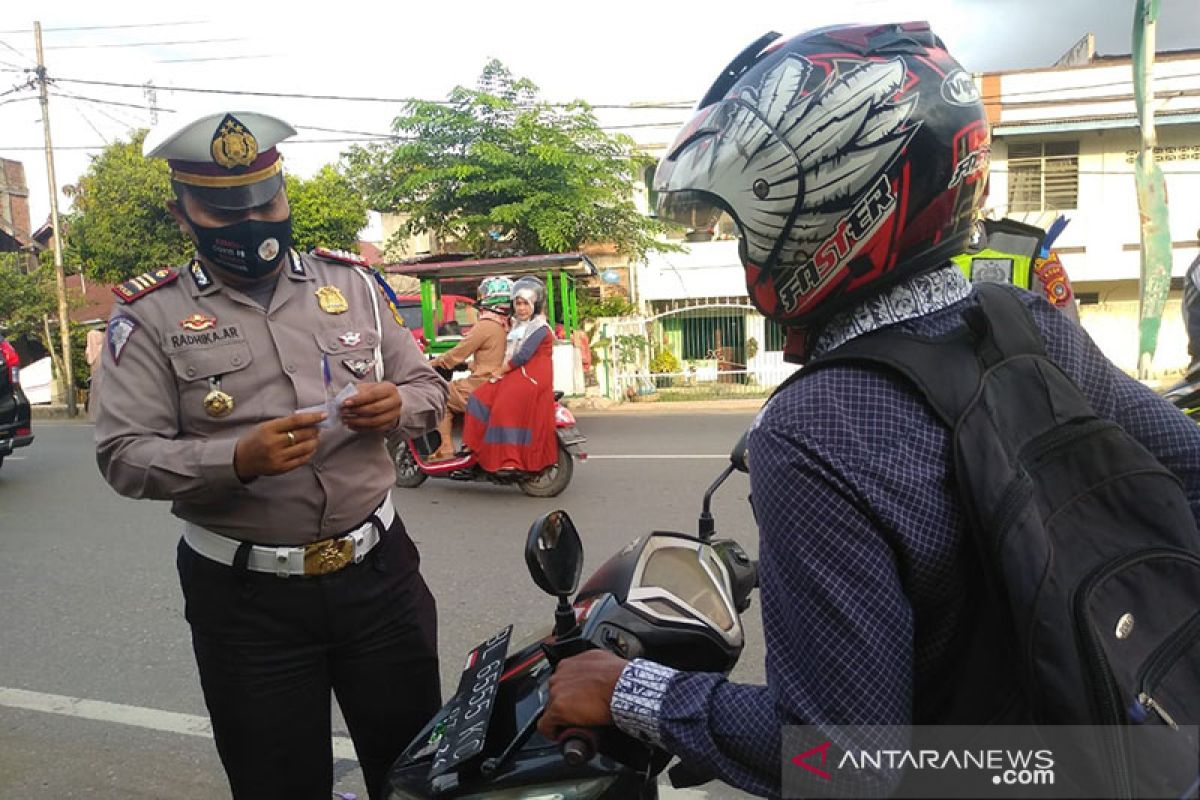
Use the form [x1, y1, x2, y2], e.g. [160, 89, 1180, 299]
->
[311, 247, 369, 267]
[112, 267, 179, 304]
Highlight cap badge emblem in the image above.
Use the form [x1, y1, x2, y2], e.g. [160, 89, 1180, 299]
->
[315, 285, 349, 314]
[210, 113, 258, 169]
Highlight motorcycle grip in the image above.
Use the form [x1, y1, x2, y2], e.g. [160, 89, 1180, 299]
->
[557, 727, 597, 766]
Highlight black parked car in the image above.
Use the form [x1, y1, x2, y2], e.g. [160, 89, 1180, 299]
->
[0, 337, 33, 469]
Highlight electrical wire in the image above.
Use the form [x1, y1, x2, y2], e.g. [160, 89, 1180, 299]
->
[45, 37, 248, 51]
[0, 21, 208, 34]
[156, 54, 281, 64]
[49, 90, 172, 114]
[0, 39, 34, 66]
[68, 100, 110, 144]
[52, 76, 695, 110]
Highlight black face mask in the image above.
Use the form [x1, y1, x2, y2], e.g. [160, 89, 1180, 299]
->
[183, 211, 293, 280]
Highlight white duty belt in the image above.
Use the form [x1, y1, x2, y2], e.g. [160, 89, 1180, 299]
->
[182, 494, 395, 578]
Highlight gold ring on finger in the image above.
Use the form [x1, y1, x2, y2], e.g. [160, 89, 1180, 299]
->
[286, 430, 297, 446]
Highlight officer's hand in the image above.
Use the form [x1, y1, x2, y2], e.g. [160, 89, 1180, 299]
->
[340, 382, 402, 433]
[233, 411, 326, 481]
[537, 650, 627, 740]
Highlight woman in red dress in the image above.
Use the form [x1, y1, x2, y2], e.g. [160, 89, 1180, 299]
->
[463, 276, 557, 473]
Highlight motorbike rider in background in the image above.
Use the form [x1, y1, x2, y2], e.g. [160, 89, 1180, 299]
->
[463, 276, 557, 474]
[427, 276, 512, 461]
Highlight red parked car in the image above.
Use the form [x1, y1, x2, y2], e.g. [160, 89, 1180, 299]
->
[0, 337, 33, 470]
[394, 294, 477, 352]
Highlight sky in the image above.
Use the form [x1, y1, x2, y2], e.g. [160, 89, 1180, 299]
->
[2, 0, 1198, 230]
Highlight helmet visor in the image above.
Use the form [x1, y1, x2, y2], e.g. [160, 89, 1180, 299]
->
[655, 187, 725, 232]
[653, 104, 728, 231]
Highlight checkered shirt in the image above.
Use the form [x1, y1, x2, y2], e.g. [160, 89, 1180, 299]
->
[610, 267, 1200, 798]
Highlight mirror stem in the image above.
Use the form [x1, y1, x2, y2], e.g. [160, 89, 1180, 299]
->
[554, 596, 578, 638]
[699, 463, 736, 540]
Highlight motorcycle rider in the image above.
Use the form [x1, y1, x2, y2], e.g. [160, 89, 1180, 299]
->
[427, 276, 512, 461]
[463, 276, 557, 473]
[538, 21, 1200, 797]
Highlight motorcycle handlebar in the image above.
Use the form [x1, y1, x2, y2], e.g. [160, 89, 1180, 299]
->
[557, 727, 597, 766]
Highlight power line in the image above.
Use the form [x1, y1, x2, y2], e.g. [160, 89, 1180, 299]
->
[69, 100, 109, 144]
[49, 90, 172, 114]
[156, 54, 280, 64]
[52, 76, 696, 109]
[0, 38, 34, 66]
[44, 37, 249, 51]
[0, 21, 208, 34]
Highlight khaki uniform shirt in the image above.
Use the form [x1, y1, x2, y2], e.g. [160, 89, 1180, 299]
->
[430, 314, 508, 381]
[94, 251, 448, 545]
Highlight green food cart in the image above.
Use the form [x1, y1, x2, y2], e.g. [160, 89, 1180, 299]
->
[384, 253, 598, 355]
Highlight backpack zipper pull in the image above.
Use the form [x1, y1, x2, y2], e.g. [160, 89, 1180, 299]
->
[1138, 692, 1180, 730]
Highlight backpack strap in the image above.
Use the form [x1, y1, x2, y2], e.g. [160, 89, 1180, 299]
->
[772, 284, 1051, 430]
[784, 324, 981, 430]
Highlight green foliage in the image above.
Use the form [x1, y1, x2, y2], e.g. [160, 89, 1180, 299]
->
[285, 166, 368, 252]
[67, 129, 192, 284]
[745, 336, 759, 361]
[0, 255, 58, 342]
[344, 59, 672, 260]
[614, 333, 648, 368]
[649, 347, 680, 374]
[576, 289, 635, 322]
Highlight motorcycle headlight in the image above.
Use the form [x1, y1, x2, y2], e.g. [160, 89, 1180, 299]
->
[459, 776, 616, 800]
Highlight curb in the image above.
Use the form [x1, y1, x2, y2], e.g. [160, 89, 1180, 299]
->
[30, 405, 88, 421]
[565, 397, 765, 415]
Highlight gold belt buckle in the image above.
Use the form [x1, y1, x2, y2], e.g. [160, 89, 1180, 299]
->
[303, 536, 354, 575]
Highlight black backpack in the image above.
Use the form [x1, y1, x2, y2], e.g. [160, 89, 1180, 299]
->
[787, 283, 1200, 797]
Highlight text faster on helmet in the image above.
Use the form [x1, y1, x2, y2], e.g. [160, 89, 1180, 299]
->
[654, 21, 990, 329]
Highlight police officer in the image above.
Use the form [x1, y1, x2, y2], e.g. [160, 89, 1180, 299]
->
[93, 111, 447, 799]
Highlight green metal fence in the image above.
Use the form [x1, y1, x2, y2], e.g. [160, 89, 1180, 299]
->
[604, 302, 799, 402]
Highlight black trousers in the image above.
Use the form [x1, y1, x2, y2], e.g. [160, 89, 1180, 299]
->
[176, 515, 440, 800]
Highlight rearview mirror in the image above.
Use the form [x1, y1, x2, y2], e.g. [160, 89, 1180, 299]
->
[525, 510, 583, 598]
[730, 431, 749, 473]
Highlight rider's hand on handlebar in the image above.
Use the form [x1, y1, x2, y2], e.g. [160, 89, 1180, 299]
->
[537, 650, 628, 740]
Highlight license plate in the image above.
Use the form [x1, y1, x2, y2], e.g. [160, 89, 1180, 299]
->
[428, 625, 512, 778]
[556, 426, 587, 446]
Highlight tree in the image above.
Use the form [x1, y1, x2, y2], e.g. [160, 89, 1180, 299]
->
[343, 59, 671, 260]
[285, 166, 369, 252]
[0, 254, 57, 342]
[67, 129, 191, 284]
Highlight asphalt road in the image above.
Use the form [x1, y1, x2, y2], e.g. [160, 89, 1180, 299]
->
[0, 410, 765, 799]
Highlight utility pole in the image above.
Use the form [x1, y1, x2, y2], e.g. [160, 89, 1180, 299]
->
[34, 20, 76, 417]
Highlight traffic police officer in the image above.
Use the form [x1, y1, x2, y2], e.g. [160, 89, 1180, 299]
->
[93, 110, 447, 799]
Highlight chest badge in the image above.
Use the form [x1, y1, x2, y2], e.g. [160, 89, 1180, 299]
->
[315, 285, 349, 315]
[339, 331, 362, 347]
[342, 358, 375, 379]
[180, 313, 217, 332]
[203, 377, 235, 418]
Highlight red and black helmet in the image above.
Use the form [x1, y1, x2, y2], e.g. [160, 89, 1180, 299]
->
[654, 22, 989, 329]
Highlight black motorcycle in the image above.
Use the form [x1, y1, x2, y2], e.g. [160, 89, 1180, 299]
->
[1163, 363, 1200, 419]
[385, 436, 757, 799]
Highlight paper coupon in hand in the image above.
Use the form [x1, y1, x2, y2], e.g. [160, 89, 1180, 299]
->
[296, 383, 359, 429]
